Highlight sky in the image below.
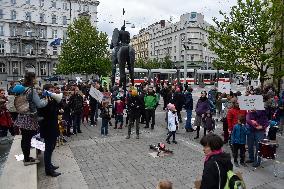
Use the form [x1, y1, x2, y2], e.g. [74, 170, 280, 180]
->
[96, 0, 238, 37]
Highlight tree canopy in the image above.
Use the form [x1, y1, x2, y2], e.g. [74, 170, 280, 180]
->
[208, 0, 284, 88]
[135, 55, 173, 69]
[57, 16, 111, 76]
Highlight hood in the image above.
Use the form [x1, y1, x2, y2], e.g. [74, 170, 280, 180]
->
[209, 152, 233, 170]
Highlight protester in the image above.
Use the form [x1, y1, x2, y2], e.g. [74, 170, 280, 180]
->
[144, 86, 158, 129]
[166, 103, 178, 144]
[184, 87, 194, 132]
[126, 89, 142, 139]
[69, 86, 83, 134]
[89, 80, 100, 127]
[231, 115, 248, 167]
[38, 84, 61, 177]
[227, 97, 246, 135]
[14, 72, 48, 166]
[194, 91, 210, 139]
[0, 89, 13, 137]
[199, 134, 233, 189]
[82, 96, 90, 124]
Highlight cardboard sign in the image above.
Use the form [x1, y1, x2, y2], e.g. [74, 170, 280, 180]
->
[218, 81, 231, 94]
[89, 86, 103, 102]
[238, 95, 264, 110]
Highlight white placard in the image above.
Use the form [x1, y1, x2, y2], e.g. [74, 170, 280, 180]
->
[89, 86, 103, 102]
[31, 138, 45, 151]
[238, 95, 265, 110]
[218, 82, 231, 94]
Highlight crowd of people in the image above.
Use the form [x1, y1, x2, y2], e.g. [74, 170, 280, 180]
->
[0, 73, 282, 188]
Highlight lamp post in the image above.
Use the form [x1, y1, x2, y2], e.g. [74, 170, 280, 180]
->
[182, 39, 192, 85]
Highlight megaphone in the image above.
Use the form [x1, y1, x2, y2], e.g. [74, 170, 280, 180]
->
[50, 93, 63, 103]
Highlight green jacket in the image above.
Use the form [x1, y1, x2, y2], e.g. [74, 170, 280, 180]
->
[144, 94, 158, 109]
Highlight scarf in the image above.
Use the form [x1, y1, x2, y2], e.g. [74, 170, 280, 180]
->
[205, 148, 223, 163]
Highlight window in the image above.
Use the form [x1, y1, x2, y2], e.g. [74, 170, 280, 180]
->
[52, 29, 57, 39]
[39, 0, 44, 7]
[51, 14, 57, 24]
[63, 16, 67, 25]
[11, 10, 16, 20]
[0, 43, 4, 53]
[191, 55, 194, 61]
[51, 1, 56, 8]
[40, 63, 47, 75]
[11, 26, 16, 36]
[39, 13, 45, 23]
[52, 46, 57, 55]
[39, 29, 45, 38]
[25, 44, 33, 55]
[26, 0, 30, 4]
[0, 9, 3, 19]
[0, 63, 5, 73]
[25, 30, 32, 37]
[0, 26, 4, 36]
[63, 2, 68, 10]
[11, 0, 16, 5]
[12, 61, 18, 73]
[25, 12, 31, 21]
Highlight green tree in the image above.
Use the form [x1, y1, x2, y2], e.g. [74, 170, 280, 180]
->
[208, 0, 282, 88]
[162, 55, 173, 69]
[57, 16, 111, 76]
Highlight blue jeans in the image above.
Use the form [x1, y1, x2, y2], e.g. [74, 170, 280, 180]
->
[73, 113, 82, 133]
[101, 119, 108, 135]
[185, 110, 192, 129]
[44, 137, 57, 173]
[247, 130, 265, 165]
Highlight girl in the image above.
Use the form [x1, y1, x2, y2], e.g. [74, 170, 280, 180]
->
[166, 103, 178, 144]
[203, 110, 215, 135]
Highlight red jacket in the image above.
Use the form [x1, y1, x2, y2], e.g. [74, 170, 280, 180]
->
[0, 109, 13, 128]
[227, 108, 246, 132]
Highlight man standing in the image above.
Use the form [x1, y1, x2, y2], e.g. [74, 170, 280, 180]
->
[69, 86, 83, 134]
[89, 80, 100, 127]
[144, 87, 158, 129]
[39, 84, 61, 177]
[184, 87, 194, 132]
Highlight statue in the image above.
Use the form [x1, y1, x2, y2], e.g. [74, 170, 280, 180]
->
[110, 25, 135, 91]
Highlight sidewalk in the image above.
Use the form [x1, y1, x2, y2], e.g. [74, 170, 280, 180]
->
[37, 109, 284, 189]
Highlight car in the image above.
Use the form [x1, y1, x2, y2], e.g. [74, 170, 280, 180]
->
[43, 76, 64, 82]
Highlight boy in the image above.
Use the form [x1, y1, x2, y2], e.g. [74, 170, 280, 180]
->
[100, 101, 111, 136]
[231, 115, 248, 167]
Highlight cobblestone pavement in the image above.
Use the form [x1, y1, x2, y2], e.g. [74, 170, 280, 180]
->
[38, 85, 284, 189]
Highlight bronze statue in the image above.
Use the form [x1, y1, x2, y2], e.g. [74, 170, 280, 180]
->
[110, 25, 135, 91]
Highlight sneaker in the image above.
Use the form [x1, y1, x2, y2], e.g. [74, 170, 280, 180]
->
[46, 171, 61, 177]
[144, 126, 149, 128]
[234, 162, 240, 167]
[240, 162, 247, 167]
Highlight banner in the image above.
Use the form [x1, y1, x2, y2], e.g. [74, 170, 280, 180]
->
[89, 86, 103, 102]
[238, 95, 265, 110]
[218, 81, 231, 94]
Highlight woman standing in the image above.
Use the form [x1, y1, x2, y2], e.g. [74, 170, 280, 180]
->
[14, 72, 48, 166]
[194, 91, 210, 139]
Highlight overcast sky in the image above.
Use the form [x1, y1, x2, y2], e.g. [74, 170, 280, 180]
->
[96, 0, 238, 37]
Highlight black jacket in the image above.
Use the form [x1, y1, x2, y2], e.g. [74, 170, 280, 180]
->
[184, 92, 193, 110]
[127, 95, 143, 116]
[172, 92, 184, 111]
[39, 98, 59, 139]
[201, 153, 233, 189]
[69, 94, 83, 115]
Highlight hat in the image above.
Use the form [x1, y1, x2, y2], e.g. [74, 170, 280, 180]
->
[12, 84, 25, 94]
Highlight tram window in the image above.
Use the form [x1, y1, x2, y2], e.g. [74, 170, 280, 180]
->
[204, 74, 211, 79]
[187, 72, 193, 78]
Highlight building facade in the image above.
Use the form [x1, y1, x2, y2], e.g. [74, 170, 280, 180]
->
[0, 0, 99, 81]
[131, 12, 217, 69]
[131, 28, 150, 60]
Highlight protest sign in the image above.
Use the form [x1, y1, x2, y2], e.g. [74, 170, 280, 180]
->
[89, 86, 103, 102]
[31, 138, 45, 151]
[238, 95, 265, 110]
[218, 81, 231, 94]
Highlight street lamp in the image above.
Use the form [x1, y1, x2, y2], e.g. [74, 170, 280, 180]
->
[182, 38, 192, 85]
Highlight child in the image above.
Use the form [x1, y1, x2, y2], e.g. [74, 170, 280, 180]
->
[82, 97, 90, 124]
[100, 101, 111, 136]
[114, 96, 124, 129]
[166, 103, 178, 144]
[156, 180, 173, 189]
[203, 110, 215, 136]
[231, 115, 247, 167]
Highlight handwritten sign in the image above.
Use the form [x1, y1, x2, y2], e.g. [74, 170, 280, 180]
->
[218, 81, 231, 94]
[89, 86, 103, 102]
[238, 95, 264, 110]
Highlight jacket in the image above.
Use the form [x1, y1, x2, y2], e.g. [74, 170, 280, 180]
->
[167, 110, 177, 131]
[69, 94, 83, 115]
[115, 100, 124, 114]
[201, 153, 233, 189]
[195, 98, 210, 116]
[144, 93, 158, 109]
[127, 95, 143, 116]
[246, 110, 269, 132]
[172, 92, 184, 111]
[231, 124, 247, 144]
[39, 98, 60, 139]
[227, 107, 247, 132]
[184, 92, 193, 110]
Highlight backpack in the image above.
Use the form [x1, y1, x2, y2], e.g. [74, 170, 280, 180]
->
[14, 88, 32, 114]
[215, 161, 246, 189]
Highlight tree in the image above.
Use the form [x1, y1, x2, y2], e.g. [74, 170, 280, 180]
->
[162, 55, 173, 69]
[208, 0, 282, 88]
[57, 16, 111, 76]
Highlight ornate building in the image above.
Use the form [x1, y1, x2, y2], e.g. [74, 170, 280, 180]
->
[0, 0, 99, 81]
[131, 28, 150, 61]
